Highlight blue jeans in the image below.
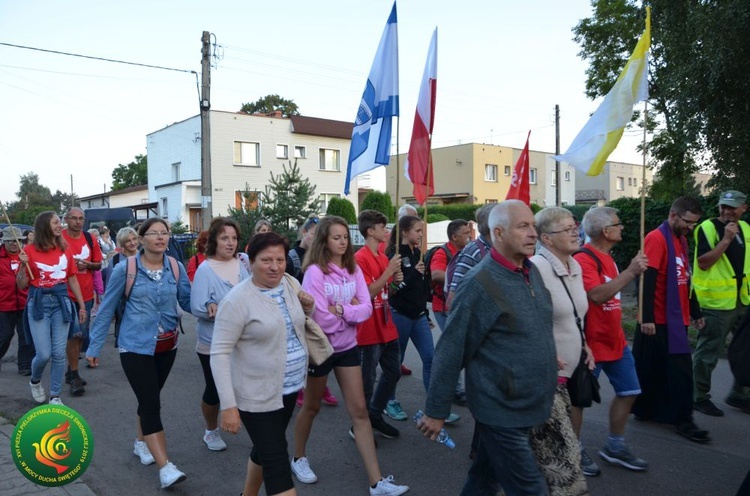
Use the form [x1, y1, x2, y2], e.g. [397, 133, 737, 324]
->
[461, 422, 549, 496]
[73, 299, 94, 353]
[433, 309, 465, 395]
[391, 309, 434, 392]
[360, 339, 402, 417]
[29, 295, 71, 397]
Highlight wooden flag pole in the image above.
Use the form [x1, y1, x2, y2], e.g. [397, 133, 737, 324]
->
[394, 118, 401, 250]
[638, 100, 648, 323]
[421, 148, 434, 262]
[0, 201, 34, 278]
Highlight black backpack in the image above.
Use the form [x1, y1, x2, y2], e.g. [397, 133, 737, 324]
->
[424, 244, 452, 300]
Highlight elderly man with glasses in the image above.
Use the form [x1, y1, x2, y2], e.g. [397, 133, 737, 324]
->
[572, 207, 649, 477]
[0, 226, 34, 375]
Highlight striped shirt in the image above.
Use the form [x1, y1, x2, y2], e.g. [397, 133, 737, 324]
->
[447, 235, 492, 294]
[261, 285, 306, 394]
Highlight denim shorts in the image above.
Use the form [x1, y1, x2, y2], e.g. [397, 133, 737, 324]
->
[307, 346, 360, 377]
[593, 345, 641, 397]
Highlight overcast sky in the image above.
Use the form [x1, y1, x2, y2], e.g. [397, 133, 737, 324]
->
[0, 0, 646, 205]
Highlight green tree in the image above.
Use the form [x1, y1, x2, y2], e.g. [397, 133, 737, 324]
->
[112, 154, 147, 191]
[326, 197, 357, 224]
[6, 173, 56, 223]
[240, 94, 300, 117]
[260, 160, 319, 242]
[227, 187, 266, 250]
[572, 0, 750, 195]
[361, 191, 395, 222]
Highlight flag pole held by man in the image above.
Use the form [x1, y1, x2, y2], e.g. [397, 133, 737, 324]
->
[344, 1, 399, 195]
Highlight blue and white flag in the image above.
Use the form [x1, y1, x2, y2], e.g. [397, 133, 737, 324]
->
[344, 2, 399, 195]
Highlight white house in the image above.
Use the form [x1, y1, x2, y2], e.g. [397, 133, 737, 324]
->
[146, 110, 359, 230]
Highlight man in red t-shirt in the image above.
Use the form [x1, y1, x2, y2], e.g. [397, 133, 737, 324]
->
[633, 196, 709, 443]
[355, 210, 404, 439]
[62, 207, 102, 396]
[0, 227, 33, 374]
[573, 206, 649, 475]
[429, 219, 470, 405]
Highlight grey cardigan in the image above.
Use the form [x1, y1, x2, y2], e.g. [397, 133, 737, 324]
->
[211, 275, 308, 412]
[425, 255, 557, 428]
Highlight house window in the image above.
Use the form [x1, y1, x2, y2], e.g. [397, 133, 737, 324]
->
[504, 165, 511, 176]
[551, 170, 557, 187]
[616, 177, 625, 191]
[319, 193, 340, 212]
[530, 168, 538, 184]
[294, 145, 306, 159]
[485, 199, 498, 204]
[485, 164, 498, 182]
[564, 170, 571, 181]
[233, 141, 260, 166]
[276, 144, 288, 159]
[161, 198, 168, 218]
[171, 162, 181, 182]
[235, 190, 260, 211]
[319, 148, 341, 171]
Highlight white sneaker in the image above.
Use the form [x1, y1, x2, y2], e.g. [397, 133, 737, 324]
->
[30, 381, 46, 404]
[159, 461, 187, 489]
[203, 429, 227, 451]
[49, 397, 64, 405]
[370, 475, 410, 495]
[290, 456, 318, 484]
[133, 439, 156, 466]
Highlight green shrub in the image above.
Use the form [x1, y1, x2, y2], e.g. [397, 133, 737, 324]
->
[415, 204, 482, 221]
[361, 191, 395, 222]
[326, 197, 357, 224]
[425, 213, 450, 223]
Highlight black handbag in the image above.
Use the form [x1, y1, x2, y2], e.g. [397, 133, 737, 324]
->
[557, 273, 601, 408]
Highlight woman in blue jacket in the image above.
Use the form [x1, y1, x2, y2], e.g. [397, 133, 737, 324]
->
[86, 217, 191, 490]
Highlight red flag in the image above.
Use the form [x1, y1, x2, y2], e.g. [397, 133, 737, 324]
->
[405, 29, 437, 205]
[505, 131, 531, 205]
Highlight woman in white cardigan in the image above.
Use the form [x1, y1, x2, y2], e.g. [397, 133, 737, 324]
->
[530, 207, 594, 496]
[211, 232, 314, 496]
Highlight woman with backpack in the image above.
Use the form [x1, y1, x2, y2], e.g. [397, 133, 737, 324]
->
[190, 217, 251, 452]
[86, 218, 192, 489]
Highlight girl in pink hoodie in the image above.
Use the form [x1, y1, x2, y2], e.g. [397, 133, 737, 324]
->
[292, 216, 409, 496]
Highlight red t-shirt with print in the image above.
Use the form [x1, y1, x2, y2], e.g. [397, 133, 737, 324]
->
[24, 244, 77, 289]
[62, 231, 102, 301]
[355, 246, 398, 346]
[573, 244, 627, 363]
[644, 229, 691, 325]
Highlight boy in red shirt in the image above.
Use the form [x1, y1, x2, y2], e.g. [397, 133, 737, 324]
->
[354, 210, 403, 439]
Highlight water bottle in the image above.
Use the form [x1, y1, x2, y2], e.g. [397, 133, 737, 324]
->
[413, 409, 456, 449]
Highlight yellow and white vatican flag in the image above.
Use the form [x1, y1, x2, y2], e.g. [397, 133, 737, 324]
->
[555, 7, 651, 176]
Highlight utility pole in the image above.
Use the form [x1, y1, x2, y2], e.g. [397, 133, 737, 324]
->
[200, 31, 212, 230]
[554, 104, 561, 206]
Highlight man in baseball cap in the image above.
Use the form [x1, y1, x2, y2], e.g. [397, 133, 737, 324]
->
[0, 226, 34, 375]
[692, 190, 750, 416]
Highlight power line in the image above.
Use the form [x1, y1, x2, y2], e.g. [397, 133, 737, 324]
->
[0, 42, 196, 75]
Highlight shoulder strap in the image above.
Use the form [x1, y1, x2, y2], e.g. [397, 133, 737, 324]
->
[442, 244, 452, 263]
[83, 231, 94, 251]
[476, 238, 488, 258]
[167, 256, 179, 283]
[575, 247, 603, 275]
[124, 256, 137, 300]
[555, 272, 586, 344]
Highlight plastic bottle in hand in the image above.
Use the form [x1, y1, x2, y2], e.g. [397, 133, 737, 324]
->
[413, 409, 456, 449]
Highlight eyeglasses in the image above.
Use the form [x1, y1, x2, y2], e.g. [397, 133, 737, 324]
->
[547, 226, 578, 235]
[143, 231, 170, 238]
[677, 214, 699, 227]
[605, 222, 624, 228]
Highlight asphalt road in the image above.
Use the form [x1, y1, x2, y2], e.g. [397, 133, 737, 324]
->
[1, 312, 748, 495]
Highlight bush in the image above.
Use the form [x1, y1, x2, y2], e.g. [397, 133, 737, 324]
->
[326, 197, 357, 224]
[425, 213, 450, 223]
[361, 191, 395, 222]
[415, 204, 482, 221]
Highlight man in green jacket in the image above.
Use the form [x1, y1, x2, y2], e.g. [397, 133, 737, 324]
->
[418, 200, 557, 496]
[693, 190, 750, 416]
